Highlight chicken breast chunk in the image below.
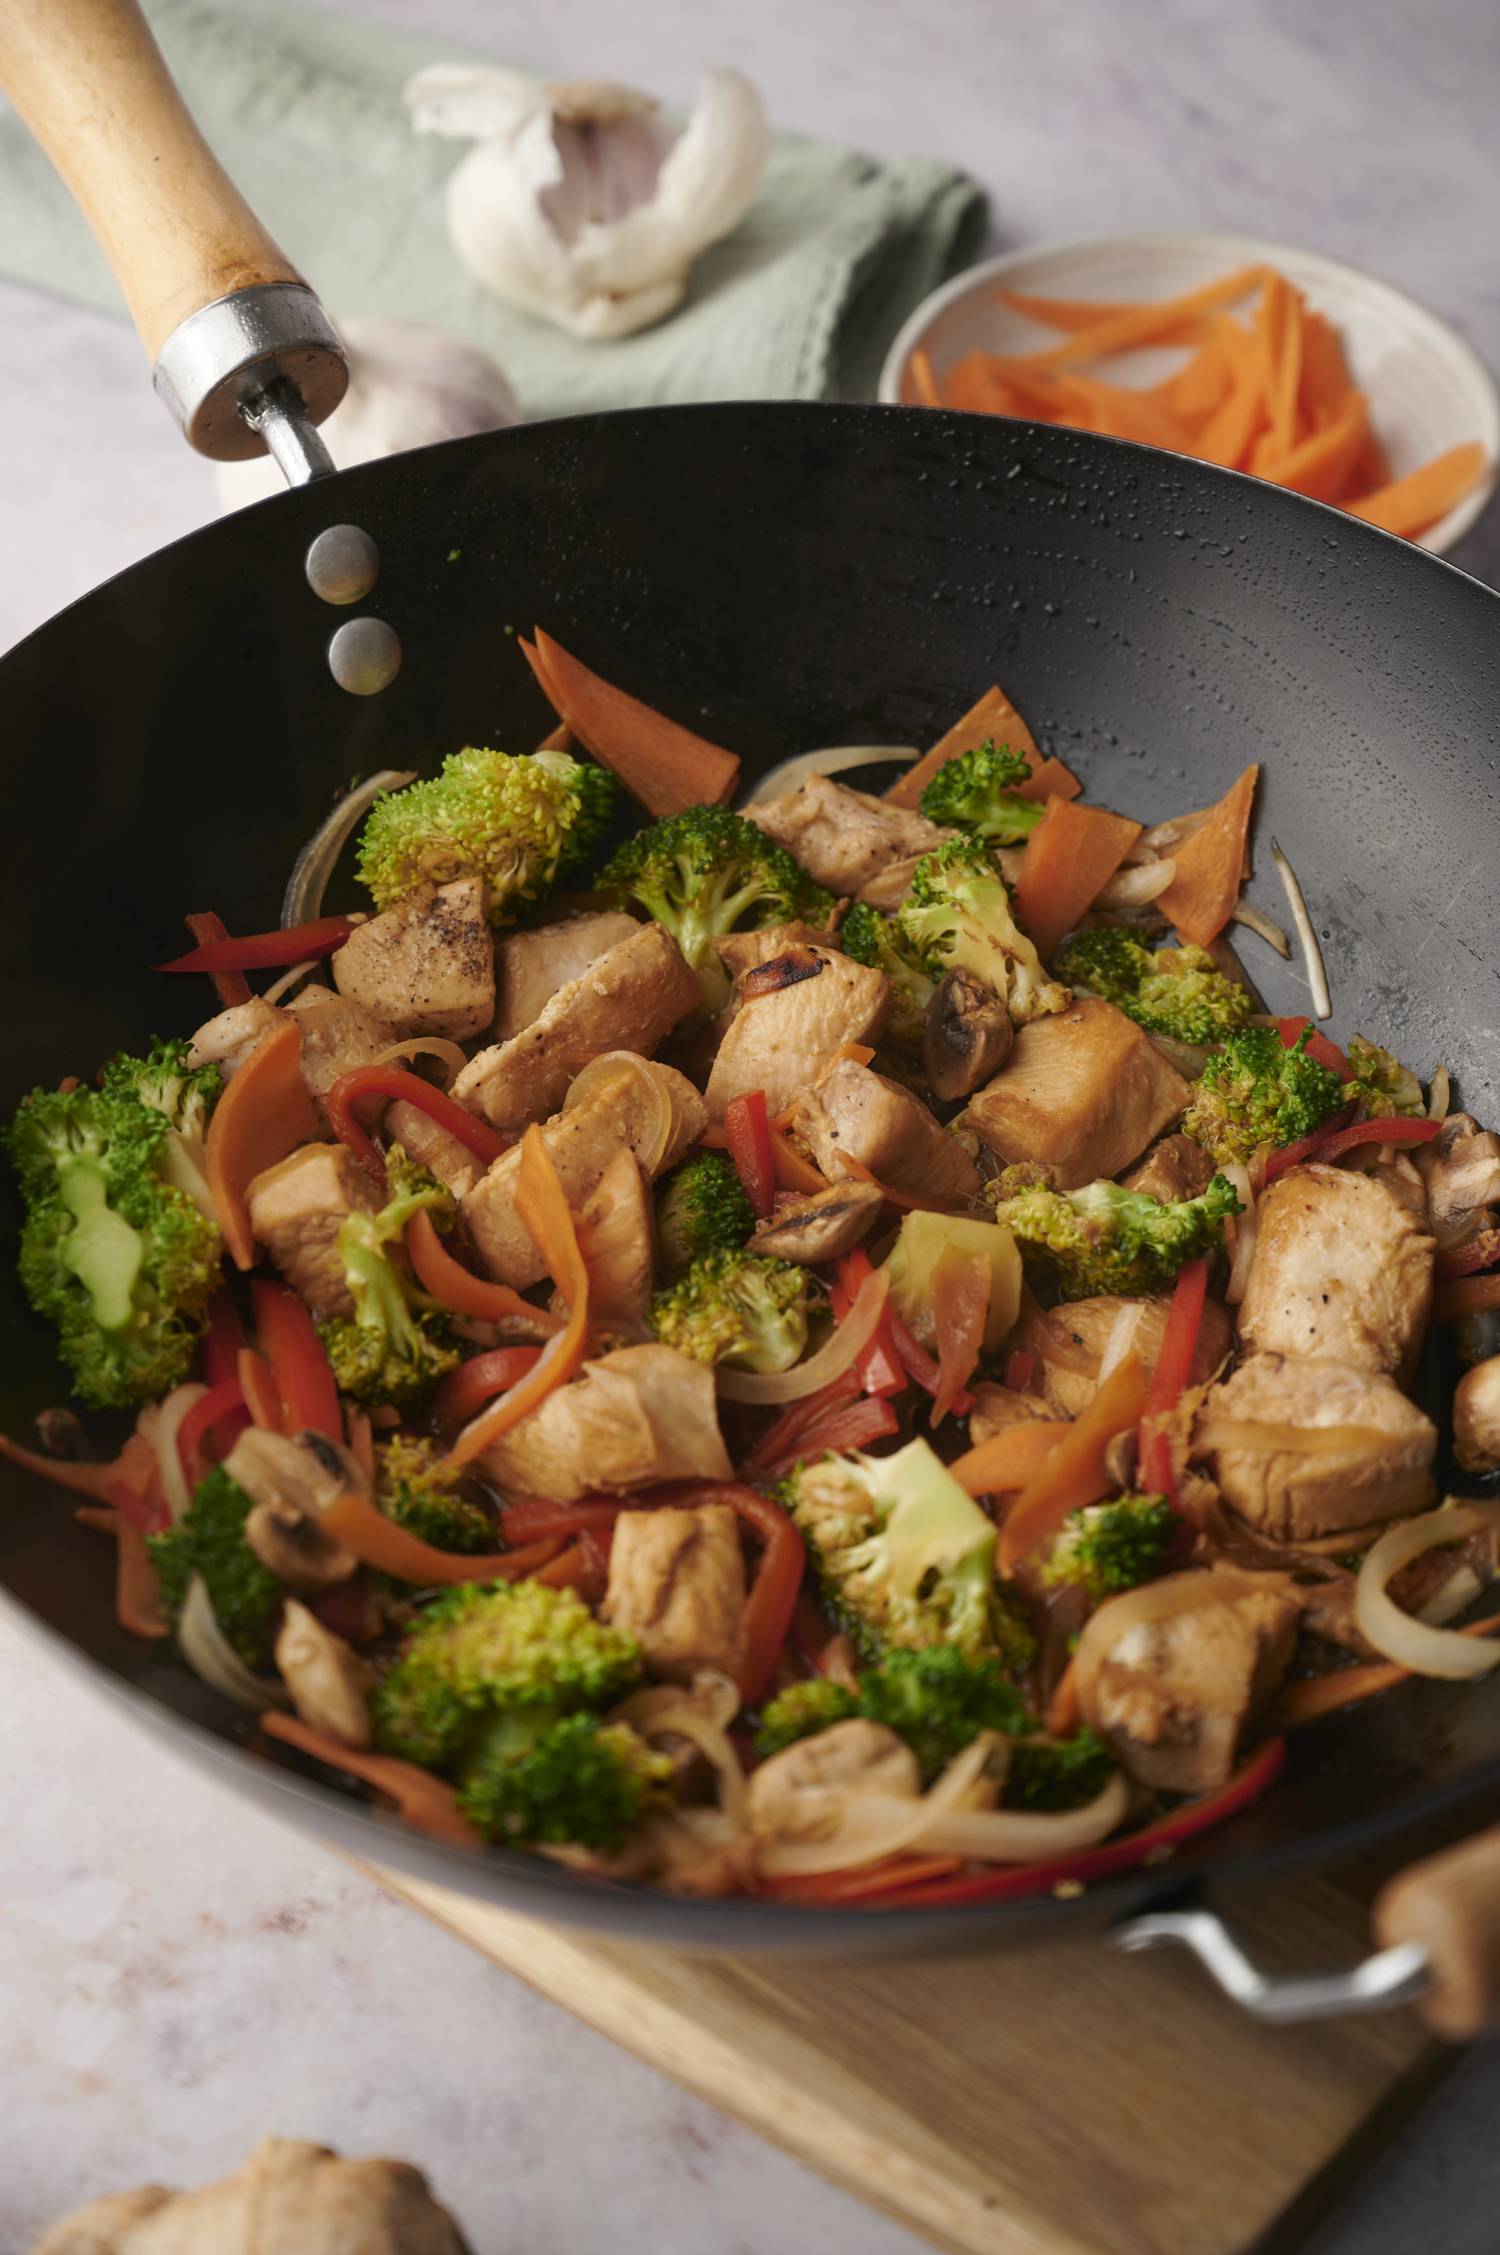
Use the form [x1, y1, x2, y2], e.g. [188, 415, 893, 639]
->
[463, 1058, 705, 1287]
[285, 986, 399, 1111]
[452, 921, 700, 1134]
[1121, 1132, 1216, 1204]
[1237, 1162, 1434, 1379]
[745, 773, 951, 903]
[1079, 1576, 1297, 1794]
[749, 1179, 885, 1264]
[714, 920, 836, 979]
[330, 878, 493, 1040]
[1009, 1292, 1232, 1419]
[492, 910, 642, 1041]
[961, 997, 1191, 1189]
[1195, 1351, 1437, 1542]
[704, 947, 890, 1120]
[602, 1503, 747, 1681]
[966, 1382, 1056, 1445]
[784, 1058, 982, 1205]
[565, 1149, 655, 1337]
[245, 1143, 379, 1316]
[188, 996, 284, 1079]
[478, 1344, 733, 1501]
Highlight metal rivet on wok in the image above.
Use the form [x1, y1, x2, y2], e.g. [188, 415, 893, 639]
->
[327, 616, 402, 696]
[305, 523, 381, 606]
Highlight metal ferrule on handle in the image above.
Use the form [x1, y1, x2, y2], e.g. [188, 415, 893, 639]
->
[154, 282, 345, 472]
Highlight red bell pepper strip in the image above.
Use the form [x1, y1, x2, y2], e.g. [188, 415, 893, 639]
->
[888, 1311, 974, 1419]
[251, 1280, 343, 1442]
[1435, 1271, 1500, 1326]
[182, 912, 252, 1009]
[431, 1348, 544, 1434]
[859, 1735, 1288, 1909]
[201, 1292, 247, 1393]
[832, 1251, 905, 1398]
[755, 1394, 900, 1479]
[930, 1248, 991, 1426]
[325, 1065, 510, 1187]
[106, 1458, 171, 1538]
[237, 1347, 285, 1433]
[1004, 1349, 1036, 1394]
[1137, 1255, 1209, 1500]
[157, 914, 355, 977]
[1270, 1016, 1351, 1080]
[176, 1379, 250, 1494]
[743, 1368, 863, 1477]
[499, 1497, 627, 1546]
[1436, 1229, 1500, 1283]
[638, 1480, 805, 1705]
[1262, 1110, 1438, 1185]
[1259, 1103, 1355, 1184]
[724, 1090, 777, 1219]
[405, 1209, 564, 1333]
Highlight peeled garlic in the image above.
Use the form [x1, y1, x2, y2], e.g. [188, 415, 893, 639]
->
[404, 63, 767, 340]
[215, 315, 519, 511]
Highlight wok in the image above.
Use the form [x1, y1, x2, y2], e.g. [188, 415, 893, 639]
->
[1, 2, 1499, 2021]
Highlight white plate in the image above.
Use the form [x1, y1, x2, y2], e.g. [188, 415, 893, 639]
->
[878, 231, 1500, 556]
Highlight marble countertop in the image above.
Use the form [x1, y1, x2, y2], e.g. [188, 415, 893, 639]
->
[3, 0, 1500, 2244]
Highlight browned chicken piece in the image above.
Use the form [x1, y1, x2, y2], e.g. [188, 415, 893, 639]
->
[188, 996, 283, 1079]
[1194, 1351, 1437, 1541]
[714, 920, 837, 978]
[960, 998, 1191, 1189]
[383, 1097, 481, 1199]
[1079, 1576, 1297, 1794]
[1455, 1356, 1500, 1475]
[491, 909, 642, 1040]
[451, 922, 700, 1133]
[602, 1503, 748, 1681]
[749, 1179, 885, 1264]
[1416, 1113, 1500, 1243]
[563, 1150, 655, 1337]
[1121, 1131, 1216, 1204]
[463, 1058, 705, 1287]
[966, 1382, 1056, 1445]
[245, 1144, 379, 1316]
[704, 947, 890, 1120]
[478, 1344, 732, 1501]
[330, 877, 493, 1040]
[1009, 1292, 1232, 1418]
[1236, 1163, 1434, 1380]
[286, 985, 399, 1110]
[784, 1058, 982, 1204]
[746, 772, 951, 902]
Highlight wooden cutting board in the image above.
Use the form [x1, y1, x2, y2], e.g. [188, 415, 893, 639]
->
[361, 1859, 1447, 2255]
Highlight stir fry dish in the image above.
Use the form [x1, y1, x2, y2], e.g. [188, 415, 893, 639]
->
[7, 638, 1499, 1910]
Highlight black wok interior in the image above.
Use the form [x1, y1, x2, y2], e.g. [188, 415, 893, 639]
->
[2, 400, 1498, 1951]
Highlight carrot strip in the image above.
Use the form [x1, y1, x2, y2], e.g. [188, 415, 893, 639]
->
[1270, 390, 1370, 504]
[1279, 1613, 1500, 1726]
[930, 1249, 990, 1426]
[318, 1481, 562, 1586]
[116, 1518, 169, 1638]
[947, 1421, 1071, 1496]
[999, 288, 1218, 342]
[1011, 798, 1143, 960]
[440, 1127, 592, 1472]
[1053, 371, 1194, 452]
[1345, 442, 1488, 538]
[405, 1207, 564, 1334]
[261, 1713, 482, 1847]
[1022, 265, 1267, 368]
[1155, 763, 1258, 947]
[1296, 308, 1356, 427]
[909, 347, 942, 407]
[203, 1017, 318, 1269]
[522, 629, 740, 816]
[886, 681, 1040, 810]
[998, 1355, 1148, 1570]
[770, 1125, 828, 1197]
[1152, 321, 1236, 423]
[1045, 1656, 1082, 1737]
[1434, 1271, 1500, 1325]
[1193, 324, 1268, 470]
[1013, 755, 1083, 803]
[0, 1427, 154, 1504]
[183, 912, 252, 1010]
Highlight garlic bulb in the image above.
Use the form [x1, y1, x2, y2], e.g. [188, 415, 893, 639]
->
[215, 315, 519, 511]
[403, 63, 768, 340]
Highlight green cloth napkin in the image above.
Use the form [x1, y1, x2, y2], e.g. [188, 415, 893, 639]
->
[0, 0, 985, 411]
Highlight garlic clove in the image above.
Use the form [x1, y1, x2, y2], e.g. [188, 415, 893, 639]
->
[568, 67, 768, 297]
[404, 61, 546, 142]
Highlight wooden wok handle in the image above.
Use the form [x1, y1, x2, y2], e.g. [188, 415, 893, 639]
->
[1375, 1820, 1500, 2039]
[0, 0, 346, 459]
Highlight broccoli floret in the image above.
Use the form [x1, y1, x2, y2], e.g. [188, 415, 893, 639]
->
[1006, 1727, 1115, 1812]
[650, 1250, 813, 1374]
[655, 1151, 755, 1276]
[1041, 1492, 1177, 1599]
[754, 1677, 860, 1759]
[374, 1433, 494, 1555]
[990, 1174, 1241, 1299]
[101, 1036, 223, 1222]
[356, 745, 616, 925]
[597, 805, 833, 1014]
[780, 1436, 1022, 1667]
[459, 1711, 673, 1851]
[148, 1465, 283, 1670]
[6, 1077, 223, 1409]
[1182, 1025, 1346, 1168]
[895, 837, 1070, 1026]
[918, 739, 1045, 844]
[372, 1578, 644, 1769]
[840, 902, 936, 1054]
[1053, 930, 1254, 1049]
[1345, 1035, 1425, 1120]
[316, 1144, 461, 1406]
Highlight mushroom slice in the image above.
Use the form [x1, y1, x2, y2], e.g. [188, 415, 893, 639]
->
[1455, 1356, 1500, 1476]
[922, 968, 1014, 1102]
[225, 1427, 361, 1591]
[274, 1601, 376, 1748]
[749, 1179, 885, 1264]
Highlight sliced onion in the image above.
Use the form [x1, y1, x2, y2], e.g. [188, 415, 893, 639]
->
[756, 1731, 993, 1877]
[178, 1573, 286, 1712]
[282, 769, 417, 927]
[1097, 1302, 1145, 1382]
[366, 1035, 470, 1089]
[1231, 902, 1292, 958]
[916, 1769, 1130, 1860]
[1428, 1066, 1451, 1123]
[1195, 1417, 1393, 1458]
[1094, 858, 1177, 910]
[1222, 1163, 1257, 1306]
[1270, 839, 1332, 1022]
[153, 1382, 206, 1523]
[716, 1267, 890, 1405]
[613, 1672, 747, 1822]
[1074, 1568, 1270, 1716]
[1355, 1506, 1500, 1679]
[1418, 1563, 1484, 1627]
[564, 1052, 671, 1172]
[743, 746, 919, 806]
[1140, 807, 1211, 854]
